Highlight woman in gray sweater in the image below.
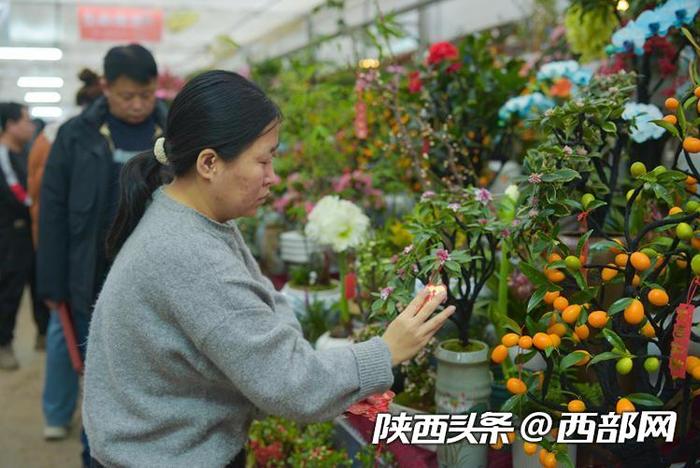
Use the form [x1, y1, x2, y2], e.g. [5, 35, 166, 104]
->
[83, 70, 454, 468]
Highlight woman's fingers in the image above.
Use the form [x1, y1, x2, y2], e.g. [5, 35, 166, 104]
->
[419, 305, 455, 338]
[414, 286, 447, 322]
[400, 287, 432, 317]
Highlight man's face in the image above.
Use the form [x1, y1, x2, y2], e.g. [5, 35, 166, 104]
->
[103, 76, 157, 124]
[7, 108, 36, 145]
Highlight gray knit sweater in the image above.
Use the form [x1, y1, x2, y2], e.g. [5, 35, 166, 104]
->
[83, 187, 393, 467]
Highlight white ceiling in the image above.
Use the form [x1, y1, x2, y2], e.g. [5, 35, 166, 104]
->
[0, 0, 327, 117]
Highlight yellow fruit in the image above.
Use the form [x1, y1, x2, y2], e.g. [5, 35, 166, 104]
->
[665, 97, 679, 110]
[632, 274, 641, 287]
[624, 299, 645, 325]
[545, 267, 566, 283]
[677, 258, 688, 269]
[615, 253, 629, 268]
[616, 398, 636, 414]
[548, 323, 568, 337]
[663, 114, 678, 125]
[507, 432, 516, 444]
[687, 176, 698, 185]
[575, 350, 591, 366]
[553, 296, 569, 311]
[543, 452, 557, 468]
[669, 206, 683, 215]
[692, 235, 700, 250]
[687, 356, 700, 373]
[502, 333, 520, 347]
[523, 441, 538, 455]
[684, 137, 700, 154]
[491, 345, 508, 364]
[630, 252, 651, 271]
[562, 304, 581, 324]
[588, 310, 609, 328]
[601, 264, 618, 282]
[544, 290, 560, 304]
[533, 332, 554, 350]
[506, 377, 527, 395]
[568, 399, 586, 412]
[575, 324, 590, 340]
[641, 322, 656, 338]
[610, 238, 624, 254]
[539, 449, 550, 464]
[549, 333, 561, 347]
[547, 253, 562, 263]
[519, 335, 533, 349]
[647, 289, 669, 307]
[692, 366, 700, 380]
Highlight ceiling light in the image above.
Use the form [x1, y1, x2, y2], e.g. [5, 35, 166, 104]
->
[24, 92, 61, 103]
[0, 47, 63, 61]
[30, 107, 63, 119]
[17, 76, 64, 88]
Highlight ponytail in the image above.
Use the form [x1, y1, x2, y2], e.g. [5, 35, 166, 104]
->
[105, 151, 172, 260]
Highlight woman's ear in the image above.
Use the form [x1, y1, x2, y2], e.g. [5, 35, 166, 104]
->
[196, 148, 219, 180]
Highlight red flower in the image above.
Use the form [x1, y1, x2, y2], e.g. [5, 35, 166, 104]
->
[446, 62, 462, 74]
[408, 71, 422, 93]
[427, 41, 459, 65]
[346, 391, 395, 422]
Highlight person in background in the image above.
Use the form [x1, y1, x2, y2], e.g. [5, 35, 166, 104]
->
[28, 68, 102, 249]
[37, 44, 166, 466]
[0, 102, 37, 370]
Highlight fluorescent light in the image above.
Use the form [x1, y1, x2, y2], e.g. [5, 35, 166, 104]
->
[24, 91, 61, 103]
[0, 47, 63, 61]
[17, 76, 64, 88]
[30, 107, 63, 118]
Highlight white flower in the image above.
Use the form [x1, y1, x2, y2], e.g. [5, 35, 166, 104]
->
[304, 195, 370, 253]
[622, 102, 665, 143]
[504, 184, 520, 202]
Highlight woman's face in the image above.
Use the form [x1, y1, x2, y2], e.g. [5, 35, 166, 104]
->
[208, 123, 280, 221]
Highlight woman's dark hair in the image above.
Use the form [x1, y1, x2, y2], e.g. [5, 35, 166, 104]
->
[106, 70, 281, 259]
[76, 68, 102, 106]
[103, 43, 158, 84]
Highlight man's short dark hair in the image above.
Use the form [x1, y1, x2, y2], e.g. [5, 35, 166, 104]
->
[103, 44, 158, 84]
[0, 102, 26, 132]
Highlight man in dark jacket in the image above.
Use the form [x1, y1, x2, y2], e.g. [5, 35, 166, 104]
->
[0, 102, 37, 370]
[37, 44, 167, 460]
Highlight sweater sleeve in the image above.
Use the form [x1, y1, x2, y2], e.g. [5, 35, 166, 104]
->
[168, 255, 393, 423]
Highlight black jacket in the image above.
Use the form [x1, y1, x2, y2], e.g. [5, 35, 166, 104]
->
[37, 97, 167, 316]
[0, 149, 32, 275]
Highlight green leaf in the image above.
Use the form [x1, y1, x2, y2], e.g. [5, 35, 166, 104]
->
[626, 393, 663, 407]
[576, 230, 594, 257]
[560, 351, 588, 370]
[515, 350, 538, 365]
[677, 99, 687, 135]
[528, 288, 547, 313]
[503, 316, 523, 334]
[651, 119, 679, 139]
[587, 351, 621, 367]
[682, 27, 700, 55]
[519, 262, 549, 288]
[572, 270, 588, 290]
[541, 169, 581, 183]
[500, 394, 523, 412]
[608, 297, 633, 316]
[602, 329, 627, 352]
[555, 450, 575, 468]
[651, 184, 673, 206]
[684, 96, 698, 111]
[602, 121, 617, 134]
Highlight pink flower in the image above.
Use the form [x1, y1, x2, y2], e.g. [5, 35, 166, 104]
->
[380, 287, 394, 300]
[304, 202, 315, 214]
[421, 191, 436, 201]
[528, 173, 542, 184]
[436, 249, 450, 265]
[448, 203, 461, 212]
[333, 173, 353, 192]
[474, 188, 493, 205]
[528, 208, 539, 217]
[563, 145, 573, 156]
[273, 193, 294, 212]
[478, 218, 489, 225]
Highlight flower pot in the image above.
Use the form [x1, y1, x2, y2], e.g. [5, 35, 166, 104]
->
[315, 331, 352, 351]
[434, 339, 492, 468]
[279, 230, 319, 264]
[280, 281, 340, 320]
[388, 399, 437, 453]
[512, 438, 577, 468]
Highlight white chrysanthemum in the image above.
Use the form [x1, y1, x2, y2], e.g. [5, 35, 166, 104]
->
[304, 195, 370, 253]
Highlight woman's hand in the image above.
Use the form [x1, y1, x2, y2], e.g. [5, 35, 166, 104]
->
[381, 285, 455, 366]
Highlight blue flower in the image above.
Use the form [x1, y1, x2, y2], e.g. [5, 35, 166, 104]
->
[570, 69, 593, 86]
[622, 102, 665, 143]
[537, 60, 580, 81]
[635, 9, 674, 37]
[498, 93, 555, 122]
[658, 0, 700, 27]
[611, 21, 647, 55]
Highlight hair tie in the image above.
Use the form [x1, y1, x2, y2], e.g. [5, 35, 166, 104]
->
[154, 137, 168, 165]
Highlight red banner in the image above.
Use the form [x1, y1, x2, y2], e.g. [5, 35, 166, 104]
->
[78, 6, 163, 42]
